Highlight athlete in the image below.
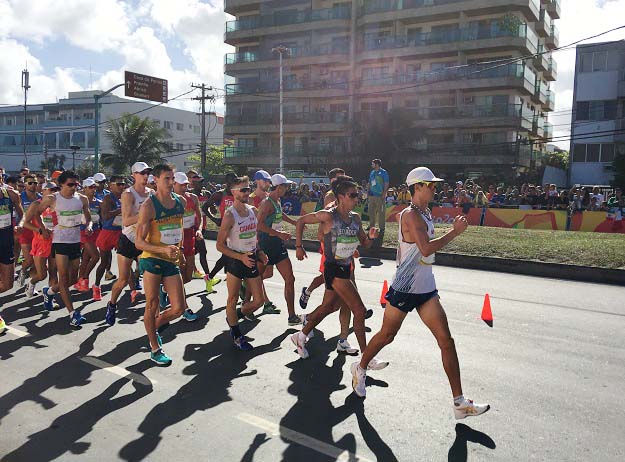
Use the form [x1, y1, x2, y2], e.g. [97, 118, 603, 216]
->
[16, 174, 41, 287]
[32, 171, 93, 327]
[256, 174, 301, 324]
[291, 176, 387, 371]
[75, 178, 101, 294]
[93, 172, 116, 281]
[250, 170, 272, 208]
[0, 183, 24, 333]
[105, 162, 153, 325]
[352, 167, 490, 419]
[23, 182, 59, 299]
[186, 170, 213, 283]
[216, 176, 268, 351]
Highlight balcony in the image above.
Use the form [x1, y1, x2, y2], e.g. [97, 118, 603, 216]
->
[545, 89, 555, 111]
[406, 144, 530, 167]
[225, 43, 350, 70]
[360, 22, 538, 60]
[543, 121, 553, 141]
[532, 114, 545, 137]
[224, 111, 348, 134]
[225, 79, 349, 99]
[543, 0, 560, 19]
[532, 80, 548, 105]
[0, 145, 44, 153]
[225, 6, 350, 42]
[617, 79, 625, 98]
[545, 23, 559, 49]
[544, 55, 557, 81]
[224, 0, 261, 15]
[536, 9, 551, 37]
[360, 0, 541, 23]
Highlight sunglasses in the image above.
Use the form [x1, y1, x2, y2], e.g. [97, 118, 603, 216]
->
[97, 180, 107, 184]
[136, 171, 150, 175]
[114, 182, 126, 186]
[26, 182, 37, 185]
[346, 192, 359, 199]
[232, 187, 251, 193]
[65, 182, 78, 187]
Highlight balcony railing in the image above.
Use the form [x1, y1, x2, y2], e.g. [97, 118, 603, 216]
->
[225, 111, 348, 126]
[226, 79, 348, 95]
[226, 5, 350, 32]
[360, 103, 530, 121]
[225, 42, 350, 64]
[225, 146, 339, 159]
[543, 121, 553, 140]
[362, 0, 541, 15]
[362, 22, 537, 53]
[0, 145, 44, 153]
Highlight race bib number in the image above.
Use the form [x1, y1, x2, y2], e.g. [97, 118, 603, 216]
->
[90, 213, 100, 224]
[58, 210, 82, 227]
[183, 210, 196, 229]
[113, 215, 123, 226]
[335, 235, 359, 260]
[271, 216, 282, 232]
[159, 223, 183, 245]
[42, 215, 54, 230]
[0, 209, 11, 228]
[239, 231, 257, 252]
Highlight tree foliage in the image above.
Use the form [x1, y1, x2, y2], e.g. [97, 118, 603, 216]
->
[101, 113, 169, 174]
[40, 153, 66, 172]
[186, 146, 229, 175]
[542, 150, 569, 171]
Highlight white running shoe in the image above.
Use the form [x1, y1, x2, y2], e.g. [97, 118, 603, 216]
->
[290, 332, 309, 359]
[350, 362, 366, 398]
[366, 357, 389, 371]
[302, 314, 314, 339]
[26, 280, 36, 298]
[454, 398, 491, 420]
[336, 339, 358, 355]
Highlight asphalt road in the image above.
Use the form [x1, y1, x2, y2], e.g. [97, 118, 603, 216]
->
[1, 241, 624, 462]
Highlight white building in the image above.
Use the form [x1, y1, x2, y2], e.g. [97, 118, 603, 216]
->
[0, 90, 223, 174]
[569, 41, 625, 186]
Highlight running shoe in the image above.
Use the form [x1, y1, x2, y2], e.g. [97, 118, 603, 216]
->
[150, 348, 172, 366]
[70, 311, 86, 328]
[72, 281, 81, 291]
[26, 280, 36, 298]
[454, 399, 490, 420]
[288, 314, 303, 326]
[204, 275, 220, 294]
[302, 314, 314, 339]
[92, 285, 102, 301]
[337, 339, 359, 355]
[299, 287, 310, 309]
[233, 336, 253, 351]
[192, 270, 205, 279]
[366, 357, 389, 371]
[105, 302, 117, 326]
[17, 255, 24, 265]
[365, 308, 373, 320]
[81, 278, 90, 292]
[135, 278, 142, 291]
[290, 332, 309, 359]
[42, 287, 54, 311]
[159, 286, 168, 309]
[130, 290, 139, 304]
[182, 309, 198, 322]
[104, 271, 117, 281]
[0, 316, 6, 335]
[155, 330, 163, 348]
[350, 362, 367, 398]
[17, 269, 27, 287]
[262, 302, 281, 315]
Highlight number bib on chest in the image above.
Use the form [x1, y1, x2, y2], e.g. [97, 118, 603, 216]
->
[335, 235, 359, 260]
[58, 210, 82, 227]
[271, 213, 283, 232]
[159, 223, 183, 245]
[0, 209, 11, 228]
[183, 210, 196, 229]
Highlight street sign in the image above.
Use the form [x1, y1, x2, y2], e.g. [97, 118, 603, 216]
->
[124, 71, 168, 103]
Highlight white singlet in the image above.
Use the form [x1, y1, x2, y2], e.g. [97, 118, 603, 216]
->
[121, 186, 153, 243]
[52, 192, 84, 244]
[227, 204, 257, 253]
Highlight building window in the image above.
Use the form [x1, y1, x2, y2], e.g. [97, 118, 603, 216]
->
[580, 51, 608, 73]
[6, 119, 13, 126]
[573, 143, 616, 162]
[330, 104, 349, 113]
[59, 132, 70, 149]
[45, 132, 57, 149]
[601, 143, 615, 162]
[25, 118, 34, 125]
[576, 100, 618, 121]
[153, 119, 160, 126]
[429, 133, 455, 145]
[586, 144, 600, 162]
[361, 101, 388, 112]
[164, 121, 173, 129]
[176, 123, 184, 131]
[87, 131, 95, 148]
[71, 132, 86, 148]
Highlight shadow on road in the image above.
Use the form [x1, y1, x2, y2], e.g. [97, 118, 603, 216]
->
[358, 257, 383, 269]
[448, 423, 496, 462]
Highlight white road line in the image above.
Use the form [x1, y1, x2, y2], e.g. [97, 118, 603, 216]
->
[236, 412, 373, 462]
[5, 326, 29, 337]
[79, 356, 156, 387]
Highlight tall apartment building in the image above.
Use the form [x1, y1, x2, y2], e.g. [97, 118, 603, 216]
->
[223, 0, 559, 181]
[0, 91, 223, 174]
[569, 40, 625, 186]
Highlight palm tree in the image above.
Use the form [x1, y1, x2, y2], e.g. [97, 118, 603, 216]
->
[102, 113, 170, 173]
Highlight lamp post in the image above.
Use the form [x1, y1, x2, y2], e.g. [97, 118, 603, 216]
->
[272, 45, 289, 173]
[94, 83, 125, 173]
[21, 69, 30, 168]
[70, 145, 80, 170]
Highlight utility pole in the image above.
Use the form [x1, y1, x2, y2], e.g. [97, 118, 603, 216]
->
[272, 46, 289, 173]
[192, 83, 213, 175]
[21, 68, 30, 168]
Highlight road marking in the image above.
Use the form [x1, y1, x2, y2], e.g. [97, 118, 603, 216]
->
[236, 412, 373, 462]
[5, 326, 29, 337]
[80, 356, 156, 386]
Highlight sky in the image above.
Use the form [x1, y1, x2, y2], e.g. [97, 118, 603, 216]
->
[1, 0, 625, 150]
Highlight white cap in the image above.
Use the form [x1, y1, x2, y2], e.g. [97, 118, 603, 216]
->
[93, 172, 107, 182]
[131, 162, 151, 173]
[406, 167, 444, 186]
[148, 174, 155, 183]
[82, 178, 96, 187]
[271, 174, 294, 187]
[174, 172, 190, 184]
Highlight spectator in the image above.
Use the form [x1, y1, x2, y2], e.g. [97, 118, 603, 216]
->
[546, 184, 559, 209]
[386, 188, 397, 205]
[607, 187, 624, 208]
[569, 187, 583, 212]
[367, 158, 389, 239]
[19, 167, 30, 178]
[474, 190, 489, 207]
[486, 185, 496, 201]
[591, 186, 605, 206]
[490, 187, 506, 207]
[557, 190, 569, 210]
[396, 184, 411, 204]
[588, 196, 602, 211]
[521, 185, 539, 208]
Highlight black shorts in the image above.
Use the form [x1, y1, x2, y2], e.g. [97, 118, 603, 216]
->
[117, 233, 142, 260]
[225, 254, 259, 280]
[385, 287, 439, 313]
[259, 236, 288, 266]
[323, 262, 352, 290]
[0, 228, 15, 265]
[51, 242, 82, 261]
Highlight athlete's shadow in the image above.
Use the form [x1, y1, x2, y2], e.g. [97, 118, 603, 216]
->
[240, 433, 271, 462]
[279, 331, 397, 461]
[358, 257, 383, 269]
[118, 326, 293, 462]
[448, 423, 496, 461]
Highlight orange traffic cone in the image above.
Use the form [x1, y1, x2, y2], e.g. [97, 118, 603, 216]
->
[481, 293, 493, 327]
[380, 280, 389, 308]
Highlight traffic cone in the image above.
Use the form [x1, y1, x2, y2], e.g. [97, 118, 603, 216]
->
[380, 280, 389, 308]
[481, 294, 493, 327]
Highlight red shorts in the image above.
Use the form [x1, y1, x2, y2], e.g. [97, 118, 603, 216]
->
[96, 229, 121, 252]
[81, 229, 100, 245]
[18, 228, 34, 246]
[183, 229, 196, 257]
[31, 234, 53, 258]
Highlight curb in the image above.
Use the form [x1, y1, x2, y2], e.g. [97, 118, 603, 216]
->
[201, 231, 625, 286]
